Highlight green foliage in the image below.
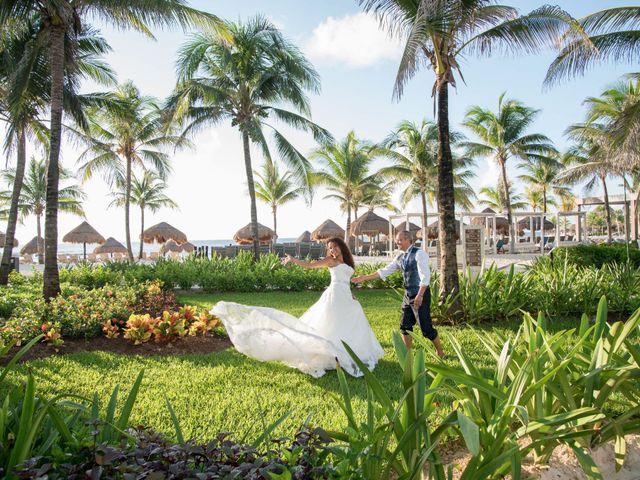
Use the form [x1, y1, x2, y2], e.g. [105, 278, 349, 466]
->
[554, 243, 640, 268]
[328, 333, 449, 479]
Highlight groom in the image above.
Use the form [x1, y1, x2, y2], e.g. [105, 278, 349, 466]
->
[352, 230, 444, 357]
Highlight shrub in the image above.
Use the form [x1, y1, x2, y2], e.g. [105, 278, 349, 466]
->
[553, 243, 640, 268]
[123, 314, 154, 345]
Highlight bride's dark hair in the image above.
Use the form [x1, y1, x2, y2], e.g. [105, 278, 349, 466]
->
[326, 237, 355, 269]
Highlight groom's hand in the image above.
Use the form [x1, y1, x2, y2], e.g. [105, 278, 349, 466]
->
[414, 295, 423, 308]
[351, 275, 364, 284]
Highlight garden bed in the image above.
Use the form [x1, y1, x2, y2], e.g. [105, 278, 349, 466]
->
[1, 333, 231, 365]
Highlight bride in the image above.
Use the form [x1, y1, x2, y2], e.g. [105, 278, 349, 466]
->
[211, 237, 384, 378]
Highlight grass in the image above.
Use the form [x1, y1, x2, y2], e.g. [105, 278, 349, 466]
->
[10, 290, 582, 443]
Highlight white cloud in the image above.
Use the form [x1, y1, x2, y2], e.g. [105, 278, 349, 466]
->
[305, 13, 402, 68]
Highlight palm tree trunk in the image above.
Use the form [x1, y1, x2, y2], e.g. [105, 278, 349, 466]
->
[420, 190, 428, 250]
[542, 189, 547, 248]
[346, 204, 352, 250]
[634, 189, 640, 242]
[124, 155, 134, 261]
[0, 127, 26, 284]
[43, 24, 65, 300]
[601, 174, 612, 242]
[436, 79, 460, 308]
[499, 159, 515, 253]
[139, 205, 145, 260]
[37, 214, 43, 264]
[242, 130, 259, 260]
[272, 204, 277, 238]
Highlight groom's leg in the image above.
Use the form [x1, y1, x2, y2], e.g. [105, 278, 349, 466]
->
[400, 293, 417, 349]
[417, 288, 444, 357]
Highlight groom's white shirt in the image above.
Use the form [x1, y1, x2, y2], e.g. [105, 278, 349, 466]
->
[376, 246, 430, 287]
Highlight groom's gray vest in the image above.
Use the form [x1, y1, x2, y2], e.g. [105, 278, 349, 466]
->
[402, 245, 421, 297]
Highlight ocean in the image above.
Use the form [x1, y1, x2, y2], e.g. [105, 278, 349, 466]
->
[45, 238, 297, 256]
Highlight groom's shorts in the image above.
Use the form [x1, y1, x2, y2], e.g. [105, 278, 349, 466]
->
[401, 288, 438, 341]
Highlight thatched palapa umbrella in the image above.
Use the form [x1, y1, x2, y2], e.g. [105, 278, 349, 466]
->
[311, 219, 344, 242]
[350, 211, 390, 237]
[160, 239, 196, 254]
[94, 237, 128, 258]
[471, 208, 510, 235]
[296, 231, 312, 243]
[63, 221, 105, 260]
[233, 223, 275, 245]
[21, 236, 43, 255]
[0, 232, 18, 248]
[517, 216, 555, 233]
[394, 221, 421, 233]
[142, 222, 187, 245]
[419, 219, 465, 240]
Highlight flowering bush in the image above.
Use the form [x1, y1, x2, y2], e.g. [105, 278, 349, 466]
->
[123, 314, 154, 345]
[188, 311, 220, 336]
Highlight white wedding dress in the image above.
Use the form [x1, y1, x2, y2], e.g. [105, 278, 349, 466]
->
[211, 263, 384, 378]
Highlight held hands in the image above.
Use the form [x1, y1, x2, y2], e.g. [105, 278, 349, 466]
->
[281, 254, 293, 266]
[351, 275, 365, 284]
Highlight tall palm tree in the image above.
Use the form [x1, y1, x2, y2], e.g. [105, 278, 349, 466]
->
[254, 160, 304, 238]
[359, 0, 579, 302]
[0, 19, 112, 284]
[479, 182, 527, 212]
[75, 81, 187, 260]
[0, 157, 85, 263]
[518, 155, 569, 214]
[558, 190, 576, 236]
[0, 0, 226, 299]
[109, 170, 177, 259]
[561, 133, 616, 242]
[168, 16, 331, 260]
[463, 94, 557, 252]
[379, 120, 476, 237]
[311, 131, 380, 246]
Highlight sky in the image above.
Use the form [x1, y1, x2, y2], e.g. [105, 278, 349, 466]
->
[3, 0, 636, 243]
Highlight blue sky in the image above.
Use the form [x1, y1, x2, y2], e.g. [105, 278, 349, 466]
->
[7, 1, 637, 242]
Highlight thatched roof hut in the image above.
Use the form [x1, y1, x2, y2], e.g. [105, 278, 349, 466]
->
[311, 219, 344, 242]
[20, 236, 43, 255]
[350, 211, 390, 237]
[233, 223, 275, 245]
[419, 219, 465, 240]
[63, 221, 106, 259]
[517, 216, 555, 232]
[142, 222, 187, 244]
[393, 221, 421, 233]
[296, 231, 312, 243]
[470, 208, 510, 235]
[93, 237, 127, 255]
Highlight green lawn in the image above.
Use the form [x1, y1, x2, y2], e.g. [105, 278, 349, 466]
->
[13, 290, 579, 443]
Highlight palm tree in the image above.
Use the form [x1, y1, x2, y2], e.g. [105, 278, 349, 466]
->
[75, 81, 188, 260]
[379, 120, 476, 238]
[463, 94, 557, 252]
[168, 16, 331, 260]
[0, 157, 85, 263]
[109, 170, 177, 259]
[0, 0, 226, 299]
[558, 191, 576, 236]
[0, 19, 112, 284]
[545, 7, 640, 86]
[479, 182, 527, 212]
[311, 131, 380, 246]
[359, 0, 578, 301]
[254, 160, 304, 238]
[518, 155, 569, 214]
[561, 134, 616, 242]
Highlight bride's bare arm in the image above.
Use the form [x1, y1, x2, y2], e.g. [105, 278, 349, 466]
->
[282, 254, 336, 269]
